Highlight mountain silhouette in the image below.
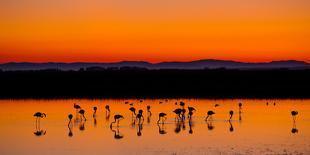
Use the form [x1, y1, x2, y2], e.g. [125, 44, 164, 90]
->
[0, 59, 309, 71]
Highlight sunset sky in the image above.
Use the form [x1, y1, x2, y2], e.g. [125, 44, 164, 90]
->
[0, 0, 310, 63]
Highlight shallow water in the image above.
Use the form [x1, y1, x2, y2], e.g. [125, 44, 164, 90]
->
[0, 99, 309, 155]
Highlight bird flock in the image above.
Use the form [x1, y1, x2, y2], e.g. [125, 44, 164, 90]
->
[33, 100, 299, 137]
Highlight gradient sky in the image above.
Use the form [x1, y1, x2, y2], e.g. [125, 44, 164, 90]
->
[1, 0, 310, 63]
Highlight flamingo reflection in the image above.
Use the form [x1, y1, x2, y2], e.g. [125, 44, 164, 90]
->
[137, 124, 143, 136]
[110, 126, 124, 139]
[157, 123, 167, 135]
[189, 119, 194, 134]
[228, 120, 234, 132]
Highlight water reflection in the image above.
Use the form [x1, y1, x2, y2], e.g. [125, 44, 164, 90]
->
[189, 119, 194, 134]
[157, 123, 167, 135]
[228, 120, 234, 132]
[110, 126, 124, 139]
[137, 124, 143, 136]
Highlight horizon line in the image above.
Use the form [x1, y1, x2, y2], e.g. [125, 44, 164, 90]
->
[1, 59, 309, 65]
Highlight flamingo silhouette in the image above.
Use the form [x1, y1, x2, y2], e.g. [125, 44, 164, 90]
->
[147, 105, 152, 116]
[34, 112, 46, 127]
[33, 112, 46, 136]
[214, 104, 220, 107]
[93, 106, 97, 117]
[291, 111, 298, 121]
[229, 110, 234, 120]
[157, 112, 167, 124]
[136, 110, 144, 124]
[105, 105, 110, 113]
[205, 110, 215, 121]
[188, 106, 196, 119]
[179, 101, 185, 108]
[79, 109, 86, 121]
[173, 108, 182, 120]
[110, 114, 124, 127]
[74, 103, 81, 115]
[129, 107, 136, 117]
[68, 114, 73, 126]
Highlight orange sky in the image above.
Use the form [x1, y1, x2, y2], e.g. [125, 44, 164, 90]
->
[0, 0, 310, 63]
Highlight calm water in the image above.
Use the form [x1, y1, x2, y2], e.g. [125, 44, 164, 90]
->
[0, 99, 309, 155]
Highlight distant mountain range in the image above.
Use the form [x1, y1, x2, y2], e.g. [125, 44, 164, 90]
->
[1, 59, 310, 71]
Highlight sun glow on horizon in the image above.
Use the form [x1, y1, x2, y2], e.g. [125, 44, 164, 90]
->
[1, 0, 310, 63]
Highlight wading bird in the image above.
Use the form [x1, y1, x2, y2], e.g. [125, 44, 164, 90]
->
[214, 104, 220, 107]
[79, 109, 86, 121]
[136, 110, 144, 124]
[291, 111, 298, 121]
[173, 108, 182, 120]
[68, 114, 73, 126]
[229, 110, 234, 120]
[188, 106, 196, 112]
[179, 101, 185, 108]
[34, 112, 46, 125]
[110, 114, 124, 127]
[129, 107, 136, 117]
[147, 105, 152, 116]
[205, 110, 215, 121]
[157, 112, 167, 124]
[74, 103, 81, 112]
[105, 105, 110, 113]
[93, 106, 97, 117]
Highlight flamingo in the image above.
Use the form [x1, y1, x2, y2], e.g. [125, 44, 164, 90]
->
[214, 104, 219, 107]
[74, 103, 81, 114]
[205, 110, 215, 121]
[79, 109, 86, 121]
[157, 112, 167, 124]
[129, 107, 136, 117]
[105, 105, 110, 113]
[173, 108, 182, 120]
[291, 111, 298, 121]
[136, 110, 144, 124]
[229, 110, 234, 120]
[68, 114, 73, 126]
[34, 112, 46, 125]
[110, 114, 124, 127]
[179, 101, 185, 108]
[238, 103, 242, 109]
[188, 106, 196, 112]
[147, 105, 152, 116]
[93, 106, 97, 117]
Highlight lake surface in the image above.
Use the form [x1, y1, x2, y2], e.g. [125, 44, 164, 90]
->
[0, 99, 309, 155]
